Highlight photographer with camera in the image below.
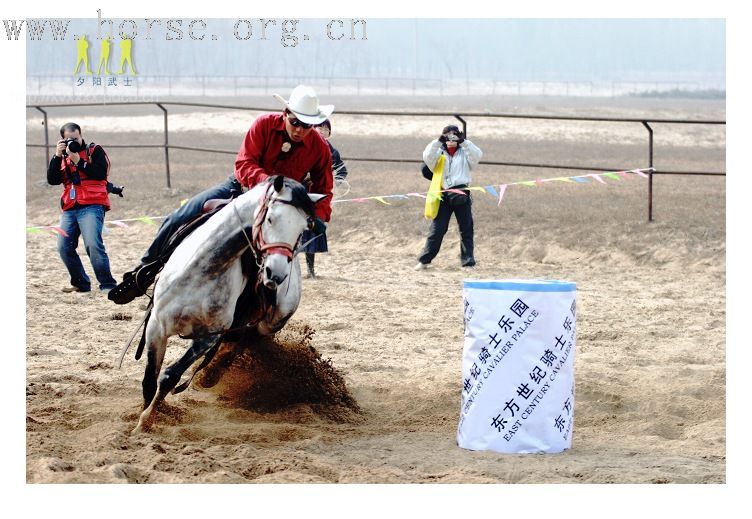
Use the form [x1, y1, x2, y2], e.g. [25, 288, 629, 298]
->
[415, 124, 483, 270]
[47, 122, 118, 293]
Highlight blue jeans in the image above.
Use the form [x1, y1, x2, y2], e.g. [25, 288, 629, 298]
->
[58, 204, 118, 291]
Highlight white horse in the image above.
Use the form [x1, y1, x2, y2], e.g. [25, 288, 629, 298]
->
[133, 176, 325, 433]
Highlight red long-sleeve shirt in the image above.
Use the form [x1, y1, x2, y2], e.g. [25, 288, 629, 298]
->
[234, 113, 333, 221]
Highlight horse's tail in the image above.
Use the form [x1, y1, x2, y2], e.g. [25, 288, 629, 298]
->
[115, 301, 152, 369]
[134, 302, 153, 361]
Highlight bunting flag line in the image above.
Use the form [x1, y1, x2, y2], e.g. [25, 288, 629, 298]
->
[26, 168, 653, 236]
[108, 220, 129, 228]
[137, 216, 157, 226]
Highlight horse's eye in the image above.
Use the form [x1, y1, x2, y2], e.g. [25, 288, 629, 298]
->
[267, 216, 273, 225]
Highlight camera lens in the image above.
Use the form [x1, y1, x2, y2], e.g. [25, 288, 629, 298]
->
[66, 139, 82, 153]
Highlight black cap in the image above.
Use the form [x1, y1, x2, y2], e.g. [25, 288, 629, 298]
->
[442, 124, 460, 135]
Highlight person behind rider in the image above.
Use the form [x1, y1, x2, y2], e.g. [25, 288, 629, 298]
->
[116, 85, 334, 302]
[298, 119, 349, 278]
[47, 122, 118, 293]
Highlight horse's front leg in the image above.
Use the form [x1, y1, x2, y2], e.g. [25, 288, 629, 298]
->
[135, 333, 223, 432]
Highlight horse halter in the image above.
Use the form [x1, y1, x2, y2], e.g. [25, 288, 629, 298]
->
[246, 182, 306, 264]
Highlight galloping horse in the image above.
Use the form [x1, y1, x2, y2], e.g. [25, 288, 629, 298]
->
[133, 176, 325, 433]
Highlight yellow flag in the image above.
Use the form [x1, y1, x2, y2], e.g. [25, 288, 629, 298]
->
[424, 155, 445, 219]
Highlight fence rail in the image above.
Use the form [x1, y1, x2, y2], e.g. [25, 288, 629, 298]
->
[26, 101, 726, 221]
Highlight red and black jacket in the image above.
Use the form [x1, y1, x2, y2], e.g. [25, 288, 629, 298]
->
[47, 141, 111, 211]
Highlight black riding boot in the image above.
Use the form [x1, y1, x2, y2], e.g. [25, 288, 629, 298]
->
[305, 253, 316, 278]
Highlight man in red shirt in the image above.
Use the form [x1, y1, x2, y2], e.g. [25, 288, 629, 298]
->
[121, 85, 334, 291]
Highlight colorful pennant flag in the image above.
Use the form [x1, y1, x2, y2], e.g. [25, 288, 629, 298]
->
[46, 226, 68, 237]
[497, 184, 507, 207]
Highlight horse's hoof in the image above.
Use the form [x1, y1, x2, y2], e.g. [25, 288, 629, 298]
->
[133, 410, 154, 434]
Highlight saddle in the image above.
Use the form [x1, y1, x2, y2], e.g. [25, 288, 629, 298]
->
[108, 196, 236, 305]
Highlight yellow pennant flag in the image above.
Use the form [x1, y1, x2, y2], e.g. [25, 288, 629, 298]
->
[424, 155, 446, 219]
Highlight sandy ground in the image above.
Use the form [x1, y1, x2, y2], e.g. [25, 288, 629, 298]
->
[25, 95, 725, 483]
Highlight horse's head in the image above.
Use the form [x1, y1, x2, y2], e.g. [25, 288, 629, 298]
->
[253, 175, 326, 290]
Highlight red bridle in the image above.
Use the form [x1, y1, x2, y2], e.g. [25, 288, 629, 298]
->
[250, 183, 303, 263]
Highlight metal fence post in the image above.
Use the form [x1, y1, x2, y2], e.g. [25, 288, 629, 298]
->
[156, 103, 171, 188]
[454, 115, 467, 138]
[642, 121, 654, 222]
[35, 106, 50, 167]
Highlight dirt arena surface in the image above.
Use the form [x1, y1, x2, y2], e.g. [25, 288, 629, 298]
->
[25, 95, 725, 483]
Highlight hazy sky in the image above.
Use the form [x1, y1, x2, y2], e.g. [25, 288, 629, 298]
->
[26, 18, 725, 83]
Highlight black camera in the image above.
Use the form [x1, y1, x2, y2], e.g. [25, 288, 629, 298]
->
[63, 138, 83, 155]
[107, 182, 125, 197]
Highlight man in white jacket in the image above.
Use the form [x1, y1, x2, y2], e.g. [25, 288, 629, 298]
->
[415, 124, 483, 270]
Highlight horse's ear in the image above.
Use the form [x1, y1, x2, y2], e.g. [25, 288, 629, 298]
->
[273, 175, 285, 193]
[308, 193, 327, 205]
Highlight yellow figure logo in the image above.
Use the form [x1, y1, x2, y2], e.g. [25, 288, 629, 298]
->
[96, 35, 112, 75]
[117, 38, 137, 75]
[72, 35, 92, 75]
[73, 34, 138, 77]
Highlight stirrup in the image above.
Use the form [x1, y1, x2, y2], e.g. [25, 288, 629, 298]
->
[108, 261, 163, 305]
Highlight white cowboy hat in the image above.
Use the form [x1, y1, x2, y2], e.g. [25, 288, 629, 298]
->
[272, 85, 334, 125]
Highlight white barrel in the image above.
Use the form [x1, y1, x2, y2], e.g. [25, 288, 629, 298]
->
[457, 279, 576, 454]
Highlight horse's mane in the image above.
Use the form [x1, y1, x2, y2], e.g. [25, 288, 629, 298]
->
[280, 176, 318, 218]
